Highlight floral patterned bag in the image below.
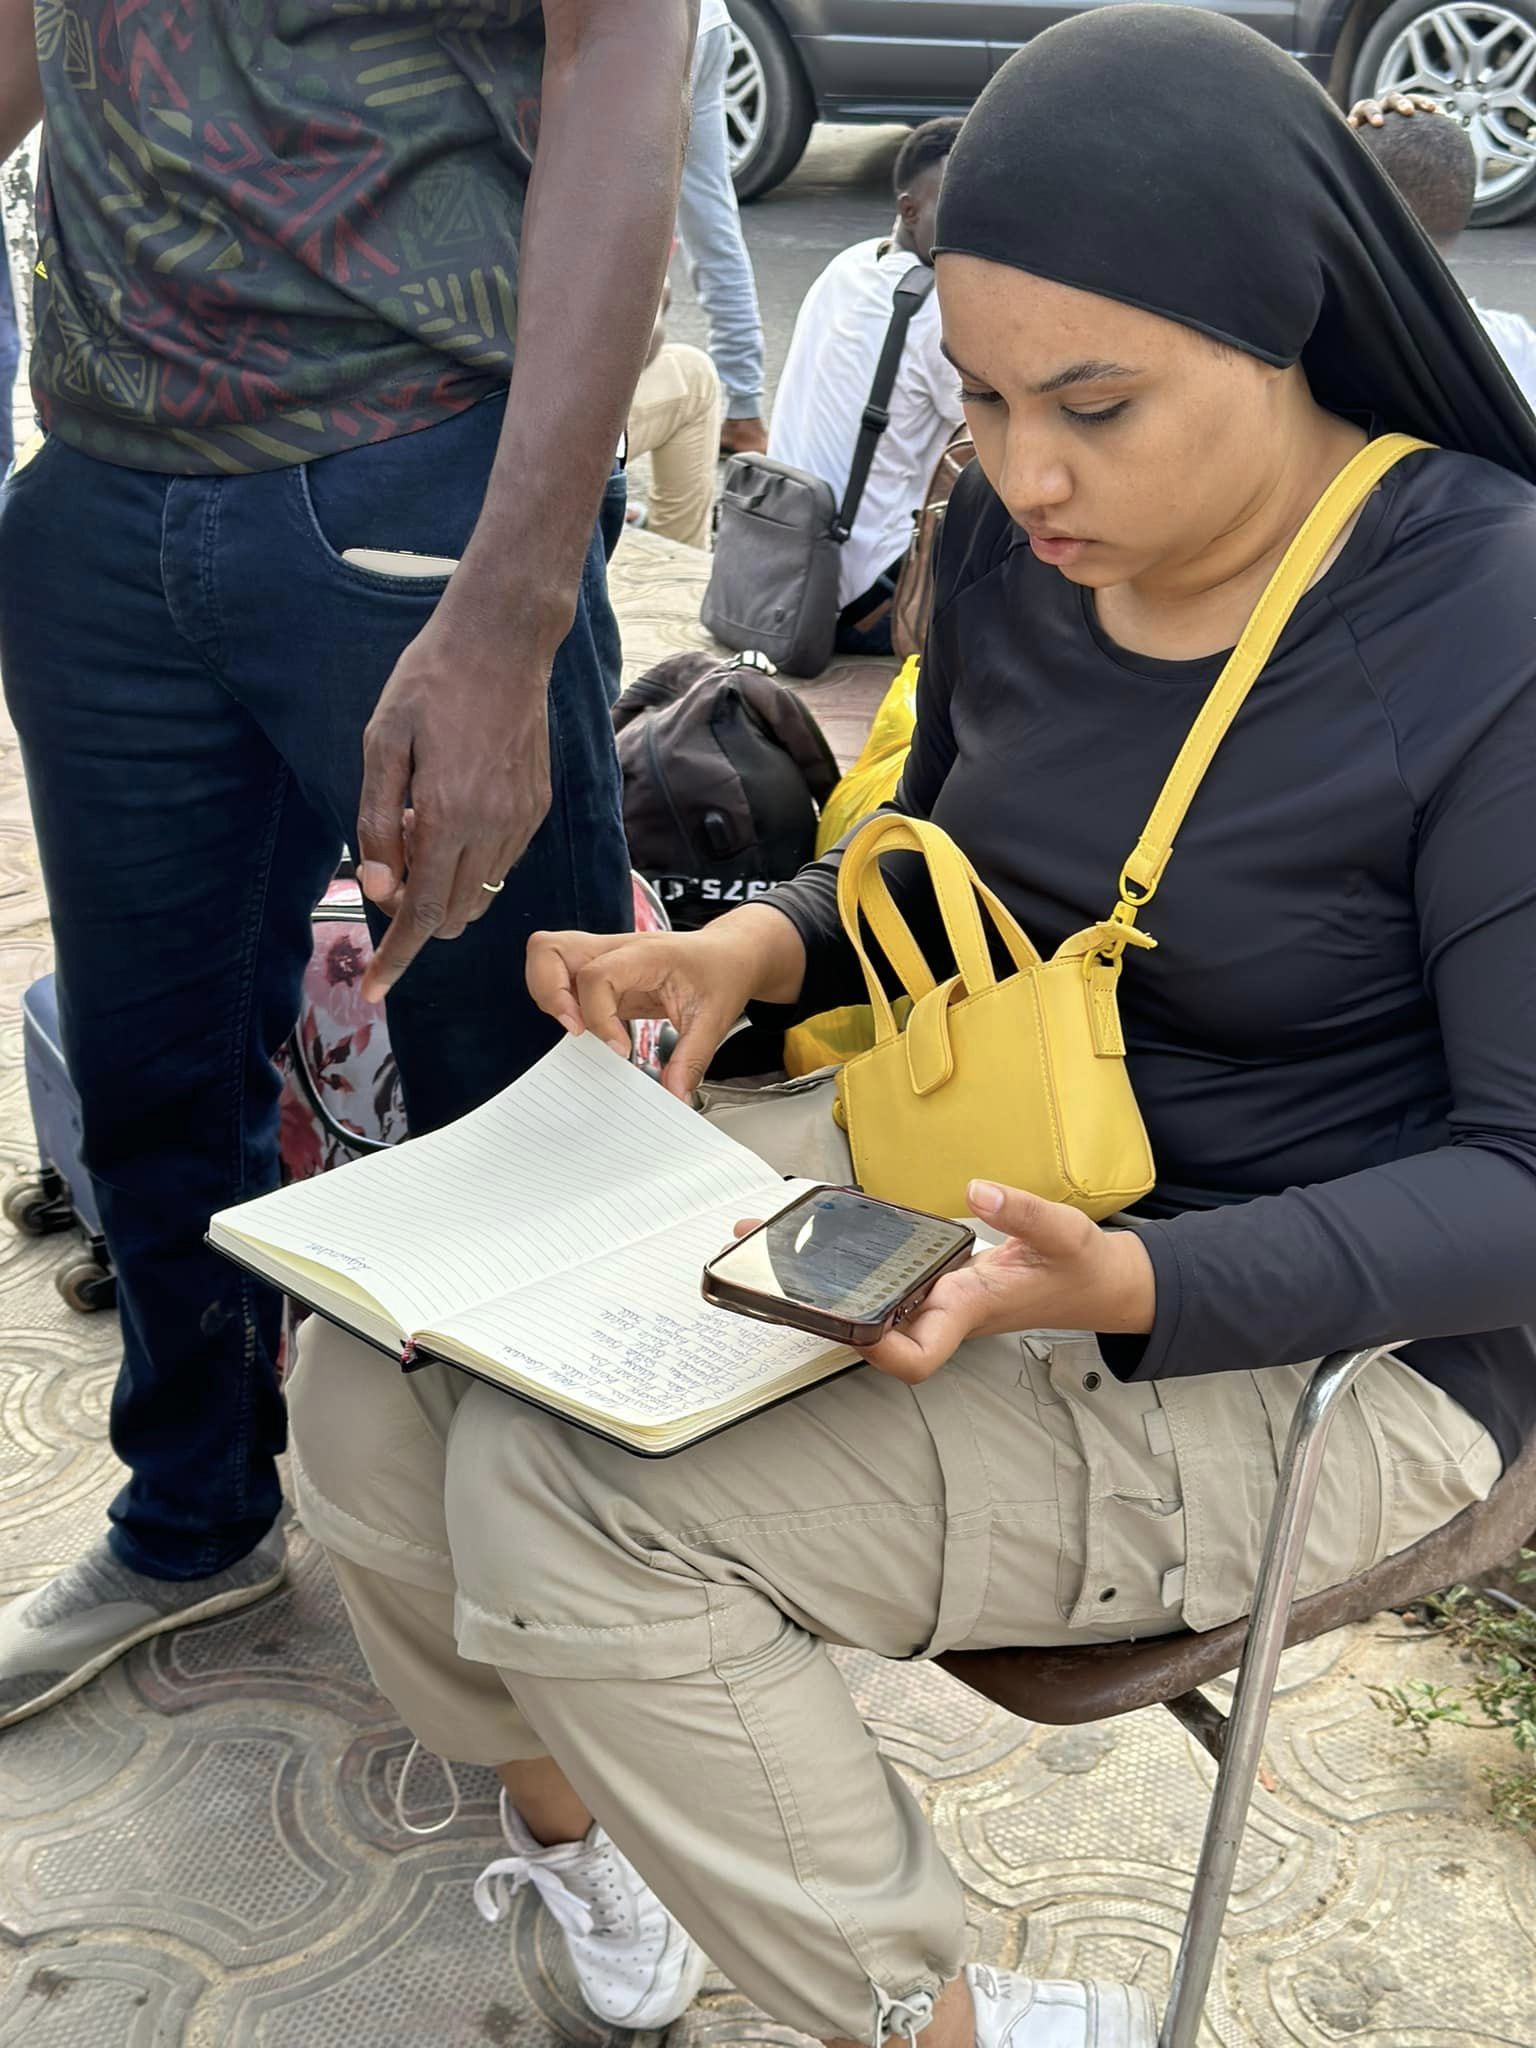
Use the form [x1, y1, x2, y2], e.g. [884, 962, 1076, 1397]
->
[275, 877, 402, 1182]
[276, 871, 672, 1183]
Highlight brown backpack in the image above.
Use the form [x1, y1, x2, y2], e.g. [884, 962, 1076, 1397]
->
[891, 429, 976, 660]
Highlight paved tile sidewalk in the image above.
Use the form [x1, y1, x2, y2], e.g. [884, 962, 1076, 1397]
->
[0, 530, 1532, 2047]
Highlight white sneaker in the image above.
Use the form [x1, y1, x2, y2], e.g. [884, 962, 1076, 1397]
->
[473, 1793, 708, 2028]
[967, 1964, 1158, 2048]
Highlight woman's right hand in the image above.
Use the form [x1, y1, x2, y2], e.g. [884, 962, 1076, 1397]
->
[526, 906, 804, 1100]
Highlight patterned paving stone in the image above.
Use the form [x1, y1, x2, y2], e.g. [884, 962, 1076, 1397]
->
[3, 1717, 369, 1966]
[0, 1676, 146, 1823]
[609, 526, 724, 688]
[1255, 1825, 1536, 2046]
[835, 1648, 1031, 1783]
[0, 1334, 117, 1595]
[128, 1526, 380, 1724]
[336, 1722, 503, 1855]
[0, 1940, 208, 2048]
[1261, 1619, 1518, 1825]
[211, 1853, 669, 2048]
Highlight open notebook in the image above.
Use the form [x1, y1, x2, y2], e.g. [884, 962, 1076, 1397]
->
[209, 1032, 855, 1455]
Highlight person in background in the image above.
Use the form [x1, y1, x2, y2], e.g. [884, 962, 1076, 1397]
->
[1351, 90, 1536, 407]
[0, 219, 16, 474]
[679, 2, 768, 458]
[627, 277, 724, 549]
[769, 119, 965, 655]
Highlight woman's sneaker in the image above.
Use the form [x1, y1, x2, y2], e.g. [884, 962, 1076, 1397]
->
[967, 1965, 1158, 2048]
[474, 1794, 708, 2029]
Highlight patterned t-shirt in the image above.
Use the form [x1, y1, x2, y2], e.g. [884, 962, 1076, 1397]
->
[30, 2, 546, 473]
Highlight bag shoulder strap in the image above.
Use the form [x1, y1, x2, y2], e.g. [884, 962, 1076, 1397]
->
[833, 263, 936, 543]
[1108, 433, 1431, 937]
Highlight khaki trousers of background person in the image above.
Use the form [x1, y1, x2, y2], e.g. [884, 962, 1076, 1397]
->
[626, 342, 722, 550]
[287, 1083, 1500, 2045]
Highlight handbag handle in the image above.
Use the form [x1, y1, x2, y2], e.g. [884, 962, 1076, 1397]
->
[1106, 432, 1430, 941]
[836, 814, 1042, 1040]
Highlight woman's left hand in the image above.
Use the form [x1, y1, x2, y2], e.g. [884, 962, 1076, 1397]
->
[858, 1180, 1156, 1385]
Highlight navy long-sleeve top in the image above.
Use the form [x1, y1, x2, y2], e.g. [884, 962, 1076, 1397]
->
[770, 449, 1536, 1467]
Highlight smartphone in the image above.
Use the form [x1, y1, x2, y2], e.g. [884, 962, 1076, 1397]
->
[700, 1186, 975, 1348]
[340, 547, 459, 578]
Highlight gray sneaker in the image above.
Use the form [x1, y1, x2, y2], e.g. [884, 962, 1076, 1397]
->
[0, 1524, 287, 1729]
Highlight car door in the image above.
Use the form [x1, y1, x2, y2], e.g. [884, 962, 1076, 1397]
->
[985, 0, 1306, 71]
[808, 1, 992, 106]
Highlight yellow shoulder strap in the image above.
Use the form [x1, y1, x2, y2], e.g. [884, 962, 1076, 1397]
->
[1108, 432, 1430, 935]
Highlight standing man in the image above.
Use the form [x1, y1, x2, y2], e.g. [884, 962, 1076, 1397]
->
[678, 2, 769, 457]
[0, 0, 694, 1727]
[769, 119, 965, 654]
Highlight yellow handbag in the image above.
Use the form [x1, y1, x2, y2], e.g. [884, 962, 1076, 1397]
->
[832, 433, 1429, 1219]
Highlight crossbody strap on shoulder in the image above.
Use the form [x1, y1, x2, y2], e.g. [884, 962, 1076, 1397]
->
[1102, 432, 1431, 950]
[833, 263, 937, 543]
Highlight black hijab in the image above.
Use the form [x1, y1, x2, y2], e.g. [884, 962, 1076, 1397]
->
[934, 7, 1536, 482]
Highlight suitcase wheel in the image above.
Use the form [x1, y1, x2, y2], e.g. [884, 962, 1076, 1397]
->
[55, 1256, 117, 1314]
[4, 1173, 76, 1238]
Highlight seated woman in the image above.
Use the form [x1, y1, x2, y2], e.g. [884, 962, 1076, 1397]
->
[286, 13, 1536, 2048]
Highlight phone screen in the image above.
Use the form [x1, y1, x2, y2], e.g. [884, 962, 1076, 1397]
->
[711, 1190, 970, 1323]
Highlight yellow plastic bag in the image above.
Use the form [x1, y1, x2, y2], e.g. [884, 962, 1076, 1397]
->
[783, 656, 919, 1078]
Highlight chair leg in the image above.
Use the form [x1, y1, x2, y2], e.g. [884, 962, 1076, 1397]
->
[1158, 1345, 1392, 2048]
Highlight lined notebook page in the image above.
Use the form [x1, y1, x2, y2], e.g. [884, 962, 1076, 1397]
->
[429, 1188, 838, 1425]
[211, 1034, 788, 1334]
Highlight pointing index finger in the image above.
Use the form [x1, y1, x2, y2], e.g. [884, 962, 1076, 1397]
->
[361, 821, 462, 1001]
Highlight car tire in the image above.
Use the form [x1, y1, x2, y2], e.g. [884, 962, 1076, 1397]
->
[1350, 0, 1536, 225]
[727, 0, 815, 202]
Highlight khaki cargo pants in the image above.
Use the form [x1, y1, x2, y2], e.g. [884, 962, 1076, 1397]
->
[287, 1084, 1500, 2044]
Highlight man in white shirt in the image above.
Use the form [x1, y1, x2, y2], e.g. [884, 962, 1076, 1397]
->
[770, 119, 965, 653]
[1350, 94, 1536, 410]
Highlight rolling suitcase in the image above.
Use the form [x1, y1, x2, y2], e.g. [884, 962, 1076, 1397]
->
[9, 972, 114, 1312]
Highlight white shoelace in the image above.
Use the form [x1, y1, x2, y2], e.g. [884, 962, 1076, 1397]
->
[473, 1791, 596, 1940]
[393, 1741, 597, 1942]
[392, 1736, 463, 1837]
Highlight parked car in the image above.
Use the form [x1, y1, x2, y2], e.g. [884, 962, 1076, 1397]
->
[723, 0, 1536, 224]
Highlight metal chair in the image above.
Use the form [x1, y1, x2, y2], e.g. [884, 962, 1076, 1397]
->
[937, 1345, 1536, 2048]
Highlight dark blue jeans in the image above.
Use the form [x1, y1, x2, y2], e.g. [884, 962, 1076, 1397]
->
[0, 402, 631, 1579]
[0, 241, 17, 477]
